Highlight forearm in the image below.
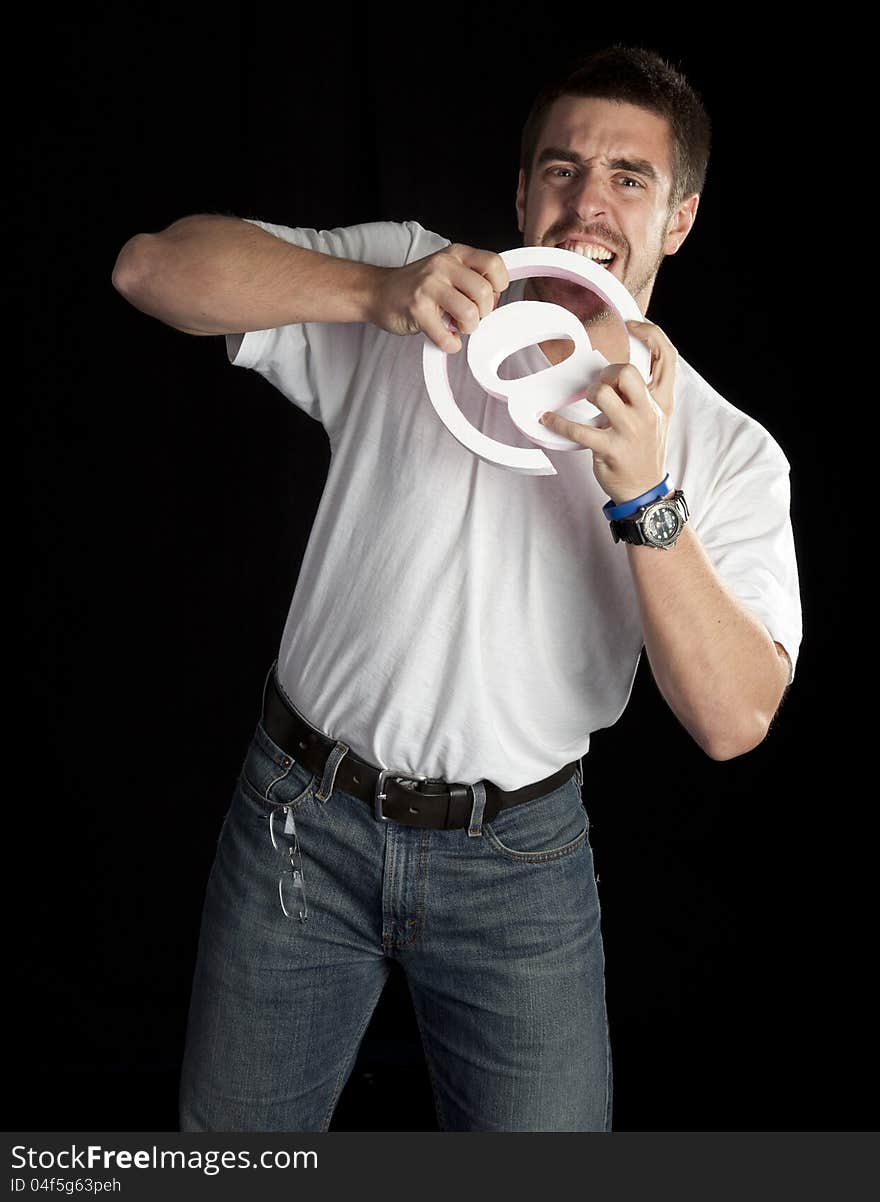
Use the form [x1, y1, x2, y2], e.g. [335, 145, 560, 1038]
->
[626, 520, 788, 760]
[110, 214, 382, 333]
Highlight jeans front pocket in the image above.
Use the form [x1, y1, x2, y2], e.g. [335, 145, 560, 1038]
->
[237, 718, 319, 817]
[483, 775, 589, 864]
[231, 719, 322, 924]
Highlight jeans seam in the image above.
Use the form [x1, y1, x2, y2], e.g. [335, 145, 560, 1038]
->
[320, 978, 389, 1132]
[403, 830, 430, 946]
[383, 830, 430, 950]
[406, 981, 450, 1132]
[603, 1010, 613, 1132]
[381, 829, 398, 955]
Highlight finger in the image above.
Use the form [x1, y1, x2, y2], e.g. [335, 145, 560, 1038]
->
[423, 311, 462, 354]
[539, 409, 609, 449]
[435, 285, 483, 337]
[597, 363, 651, 411]
[449, 262, 501, 323]
[456, 246, 510, 296]
[587, 378, 630, 424]
[625, 320, 677, 408]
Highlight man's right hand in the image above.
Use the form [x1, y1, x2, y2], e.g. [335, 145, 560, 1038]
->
[369, 244, 510, 354]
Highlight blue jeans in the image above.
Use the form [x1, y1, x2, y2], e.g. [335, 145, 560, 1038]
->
[179, 689, 612, 1132]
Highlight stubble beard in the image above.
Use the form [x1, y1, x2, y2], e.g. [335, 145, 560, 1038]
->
[523, 244, 664, 325]
[525, 275, 619, 328]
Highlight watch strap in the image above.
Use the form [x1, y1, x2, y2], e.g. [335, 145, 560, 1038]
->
[610, 517, 647, 545]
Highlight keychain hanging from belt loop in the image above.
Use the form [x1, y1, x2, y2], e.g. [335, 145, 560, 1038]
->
[270, 806, 309, 922]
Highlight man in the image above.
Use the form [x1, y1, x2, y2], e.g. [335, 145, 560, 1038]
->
[111, 45, 801, 1133]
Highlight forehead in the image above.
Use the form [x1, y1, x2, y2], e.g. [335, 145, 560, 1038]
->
[535, 94, 673, 180]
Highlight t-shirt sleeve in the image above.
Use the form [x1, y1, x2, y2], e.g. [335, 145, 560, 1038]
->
[225, 219, 449, 440]
[694, 431, 803, 686]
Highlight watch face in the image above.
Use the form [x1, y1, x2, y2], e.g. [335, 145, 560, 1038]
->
[645, 503, 682, 545]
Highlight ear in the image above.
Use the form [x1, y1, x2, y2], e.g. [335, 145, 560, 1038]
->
[515, 167, 526, 234]
[662, 193, 700, 256]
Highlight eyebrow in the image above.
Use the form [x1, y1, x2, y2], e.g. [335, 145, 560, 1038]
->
[535, 145, 660, 185]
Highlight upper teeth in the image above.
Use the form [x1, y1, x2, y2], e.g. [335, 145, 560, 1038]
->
[559, 241, 613, 261]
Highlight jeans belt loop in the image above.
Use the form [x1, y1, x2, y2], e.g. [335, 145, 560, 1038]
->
[467, 781, 487, 837]
[316, 740, 350, 802]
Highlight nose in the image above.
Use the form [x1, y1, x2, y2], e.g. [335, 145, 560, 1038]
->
[567, 170, 607, 222]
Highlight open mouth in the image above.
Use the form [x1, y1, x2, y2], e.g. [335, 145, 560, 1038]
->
[555, 239, 617, 270]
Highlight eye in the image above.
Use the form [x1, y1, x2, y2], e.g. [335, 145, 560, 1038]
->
[618, 176, 643, 188]
[549, 167, 575, 178]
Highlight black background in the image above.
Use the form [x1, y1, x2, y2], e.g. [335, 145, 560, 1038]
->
[15, 4, 869, 1133]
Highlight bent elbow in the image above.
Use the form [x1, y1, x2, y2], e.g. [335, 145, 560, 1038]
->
[702, 714, 773, 762]
[111, 233, 155, 297]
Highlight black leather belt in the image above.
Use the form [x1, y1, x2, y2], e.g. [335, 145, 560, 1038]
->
[261, 663, 578, 830]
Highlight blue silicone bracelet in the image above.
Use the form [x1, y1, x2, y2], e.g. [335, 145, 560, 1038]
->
[603, 476, 671, 521]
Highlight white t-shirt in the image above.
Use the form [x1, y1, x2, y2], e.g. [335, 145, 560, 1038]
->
[227, 219, 803, 791]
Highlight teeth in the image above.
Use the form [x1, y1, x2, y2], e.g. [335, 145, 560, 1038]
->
[558, 240, 614, 263]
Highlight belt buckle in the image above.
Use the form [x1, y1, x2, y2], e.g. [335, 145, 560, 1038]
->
[374, 768, 428, 822]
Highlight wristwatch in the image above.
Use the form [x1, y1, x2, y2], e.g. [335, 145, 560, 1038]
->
[609, 490, 689, 548]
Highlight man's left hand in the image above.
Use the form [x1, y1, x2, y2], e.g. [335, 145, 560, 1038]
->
[539, 318, 677, 505]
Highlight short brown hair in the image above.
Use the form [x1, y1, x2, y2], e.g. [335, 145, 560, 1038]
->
[520, 45, 712, 214]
